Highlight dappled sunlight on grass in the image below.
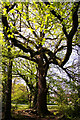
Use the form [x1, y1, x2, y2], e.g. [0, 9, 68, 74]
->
[11, 104, 80, 120]
[11, 104, 29, 111]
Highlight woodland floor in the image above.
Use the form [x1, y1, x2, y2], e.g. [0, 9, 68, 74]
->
[11, 109, 65, 120]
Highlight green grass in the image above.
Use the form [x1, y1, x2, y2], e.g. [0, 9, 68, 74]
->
[11, 104, 80, 120]
[12, 104, 59, 111]
[11, 104, 29, 111]
[47, 105, 59, 111]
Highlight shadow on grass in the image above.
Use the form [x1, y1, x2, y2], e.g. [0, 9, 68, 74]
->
[11, 109, 56, 120]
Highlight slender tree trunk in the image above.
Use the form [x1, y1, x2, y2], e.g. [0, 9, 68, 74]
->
[2, 62, 7, 119]
[2, 9, 13, 119]
[5, 42, 12, 120]
[33, 77, 38, 108]
[28, 93, 32, 108]
[33, 91, 38, 108]
[4, 59, 12, 120]
[2, 44, 12, 120]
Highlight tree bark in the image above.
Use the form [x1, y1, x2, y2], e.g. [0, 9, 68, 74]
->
[33, 73, 38, 108]
[37, 70, 49, 116]
[33, 86, 38, 108]
[4, 59, 12, 120]
[2, 62, 7, 120]
[2, 31, 13, 120]
[37, 57, 49, 116]
[5, 41, 12, 120]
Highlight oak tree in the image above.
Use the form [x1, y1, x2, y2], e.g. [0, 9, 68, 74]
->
[2, 2, 80, 115]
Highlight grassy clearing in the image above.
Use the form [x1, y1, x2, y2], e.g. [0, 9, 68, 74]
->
[11, 104, 29, 111]
[11, 104, 59, 120]
[11, 104, 80, 120]
[12, 104, 59, 111]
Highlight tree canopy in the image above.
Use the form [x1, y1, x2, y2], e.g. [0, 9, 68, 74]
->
[2, 2, 79, 67]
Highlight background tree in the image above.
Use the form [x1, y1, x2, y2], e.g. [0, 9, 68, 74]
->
[12, 82, 28, 104]
[47, 63, 79, 105]
[13, 58, 38, 108]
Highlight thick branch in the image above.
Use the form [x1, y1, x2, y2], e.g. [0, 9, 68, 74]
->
[69, 2, 80, 39]
[61, 2, 80, 66]
[15, 31, 38, 48]
[2, 12, 35, 58]
[5, 3, 16, 13]
[44, 2, 80, 67]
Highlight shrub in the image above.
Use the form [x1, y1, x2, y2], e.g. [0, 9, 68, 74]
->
[58, 104, 80, 120]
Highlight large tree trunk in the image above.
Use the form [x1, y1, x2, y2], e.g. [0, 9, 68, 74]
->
[37, 57, 49, 116]
[37, 74, 48, 115]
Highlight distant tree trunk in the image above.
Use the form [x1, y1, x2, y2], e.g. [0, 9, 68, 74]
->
[26, 86, 32, 108]
[33, 90, 38, 108]
[28, 93, 32, 108]
[33, 73, 38, 108]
